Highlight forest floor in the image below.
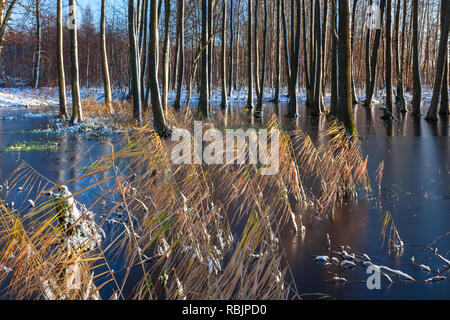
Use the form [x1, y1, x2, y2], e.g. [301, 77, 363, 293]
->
[0, 85, 436, 110]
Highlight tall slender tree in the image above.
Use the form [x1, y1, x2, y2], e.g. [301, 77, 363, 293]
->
[228, 0, 234, 97]
[247, 0, 254, 109]
[350, 0, 358, 104]
[161, 0, 171, 112]
[330, 0, 338, 117]
[149, 0, 169, 135]
[199, 0, 210, 115]
[32, 0, 41, 89]
[425, 0, 450, 121]
[282, 0, 300, 118]
[382, 0, 394, 120]
[174, 0, 185, 110]
[338, 0, 357, 134]
[56, 0, 67, 119]
[395, 0, 407, 112]
[0, 0, 17, 60]
[310, 0, 324, 115]
[365, 0, 373, 107]
[129, 0, 142, 123]
[69, 0, 83, 124]
[273, 0, 281, 103]
[101, 0, 113, 114]
[439, 53, 449, 116]
[256, 0, 268, 110]
[364, 0, 386, 107]
[221, 0, 228, 109]
[411, 0, 422, 116]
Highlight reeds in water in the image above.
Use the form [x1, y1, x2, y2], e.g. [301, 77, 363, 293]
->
[0, 109, 370, 300]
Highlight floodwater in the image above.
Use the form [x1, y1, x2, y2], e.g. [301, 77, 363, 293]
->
[0, 100, 448, 300]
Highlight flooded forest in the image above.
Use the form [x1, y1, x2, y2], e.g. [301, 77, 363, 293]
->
[0, 0, 448, 301]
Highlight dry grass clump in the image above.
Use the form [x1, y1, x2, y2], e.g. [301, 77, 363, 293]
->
[0, 109, 370, 300]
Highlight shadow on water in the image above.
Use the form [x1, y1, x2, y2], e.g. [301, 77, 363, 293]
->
[0, 100, 448, 299]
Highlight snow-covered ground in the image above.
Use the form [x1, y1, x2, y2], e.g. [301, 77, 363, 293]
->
[0, 87, 111, 108]
[0, 85, 435, 109]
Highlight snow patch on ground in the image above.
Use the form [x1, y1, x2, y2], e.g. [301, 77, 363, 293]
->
[0, 86, 435, 109]
[0, 87, 110, 108]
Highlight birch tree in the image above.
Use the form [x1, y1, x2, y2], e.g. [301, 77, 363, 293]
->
[69, 0, 83, 124]
[57, 0, 68, 119]
[101, 0, 113, 114]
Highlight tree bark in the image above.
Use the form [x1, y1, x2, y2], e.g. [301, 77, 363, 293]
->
[364, 0, 386, 107]
[149, 0, 169, 135]
[350, 0, 358, 104]
[32, 0, 41, 89]
[395, 0, 407, 112]
[439, 53, 449, 116]
[365, 0, 373, 106]
[273, 0, 281, 103]
[57, 0, 68, 119]
[69, 0, 83, 124]
[411, 0, 422, 116]
[221, 0, 228, 109]
[129, 0, 142, 123]
[174, 0, 185, 110]
[199, 0, 210, 115]
[338, 0, 357, 134]
[228, 0, 234, 97]
[101, 0, 113, 114]
[310, 0, 324, 115]
[0, 0, 17, 60]
[161, 0, 170, 113]
[382, 0, 394, 119]
[330, 0, 338, 117]
[425, 0, 449, 121]
[256, 0, 267, 110]
[247, 0, 254, 109]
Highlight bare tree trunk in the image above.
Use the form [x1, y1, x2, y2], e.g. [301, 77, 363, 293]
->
[221, 0, 228, 109]
[57, 0, 68, 119]
[0, 0, 17, 60]
[101, 0, 113, 114]
[174, 0, 185, 110]
[310, 0, 324, 115]
[364, 0, 386, 107]
[254, 0, 260, 101]
[200, 0, 210, 115]
[234, 0, 241, 91]
[365, 0, 373, 106]
[350, 0, 359, 104]
[338, 0, 357, 134]
[321, 0, 328, 98]
[208, 0, 214, 95]
[273, 0, 281, 103]
[247, 0, 254, 109]
[149, 0, 169, 135]
[439, 53, 449, 116]
[306, 0, 315, 107]
[69, 0, 83, 124]
[256, 0, 268, 110]
[286, 0, 300, 118]
[302, 0, 310, 106]
[411, 0, 422, 116]
[32, 0, 41, 89]
[139, 0, 149, 108]
[382, 0, 394, 119]
[161, 0, 170, 113]
[228, 0, 234, 96]
[395, 0, 407, 112]
[425, 0, 449, 121]
[129, 0, 142, 123]
[330, 0, 338, 117]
